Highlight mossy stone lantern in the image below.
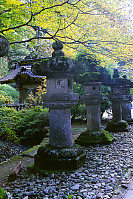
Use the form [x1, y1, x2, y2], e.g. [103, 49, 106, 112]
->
[32, 40, 85, 171]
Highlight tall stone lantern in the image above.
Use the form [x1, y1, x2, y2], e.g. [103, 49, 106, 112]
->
[32, 40, 85, 170]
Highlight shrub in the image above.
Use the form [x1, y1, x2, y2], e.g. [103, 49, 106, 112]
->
[0, 106, 49, 145]
[0, 107, 19, 143]
[0, 84, 19, 102]
[14, 107, 49, 145]
[0, 94, 14, 107]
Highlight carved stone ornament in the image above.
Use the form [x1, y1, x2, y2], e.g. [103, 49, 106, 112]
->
[0, 36, 10, 57]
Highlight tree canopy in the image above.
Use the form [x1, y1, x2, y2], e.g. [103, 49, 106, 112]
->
[0, 0, 133, 75]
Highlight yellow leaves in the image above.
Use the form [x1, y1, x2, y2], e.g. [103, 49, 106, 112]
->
[0, 0, 132, 73]
[6, 0, 22, 7]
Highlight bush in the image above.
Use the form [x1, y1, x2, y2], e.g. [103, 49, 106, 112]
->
[0, 106, 49, 145]
[14, 107, 49, 145]
[0, 107, 20, 143]
[0, 84, 19, 102]
[0, 93, 14, 107]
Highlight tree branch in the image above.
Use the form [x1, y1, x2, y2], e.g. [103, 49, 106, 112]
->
[0, 0, 69, 34]
[0, 8, 11, 15]
[9, 36, 54, 44]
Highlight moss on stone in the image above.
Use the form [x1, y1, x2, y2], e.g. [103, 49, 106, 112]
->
[0, 187, 7, 199]
[21, 145, 40, 157]
[105, 120, 128, 132]
[75, 129, 114, 146]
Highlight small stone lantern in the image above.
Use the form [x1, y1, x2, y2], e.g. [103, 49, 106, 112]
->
[32, 40, 85, 170]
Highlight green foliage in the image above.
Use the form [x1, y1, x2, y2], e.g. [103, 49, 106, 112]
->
[0, 84, 19, 107]
[130, 88, 133, 96]
[0, 187, 7, 199]
[0, 94, 13, 107]
[14, 107, 49, 145]
[8, 43, 30, 70]
[0, 57, 9, 78]
[0, 106, 49, 145]
[0, 107, 19, 143]
[0, 84, 19, 102]
[67, 195, 74, 199]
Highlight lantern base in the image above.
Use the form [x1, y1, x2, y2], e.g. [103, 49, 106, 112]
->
[75, 129, 114, 146]
[33, 144, 86, 171]
[105, 120, 128, 132]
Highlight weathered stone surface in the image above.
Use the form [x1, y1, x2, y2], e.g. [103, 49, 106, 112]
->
[81, 82, 103, 131]
[34, 144, 86, 170]
[36, 144, 83, 159]
[49, 109, 73, 148]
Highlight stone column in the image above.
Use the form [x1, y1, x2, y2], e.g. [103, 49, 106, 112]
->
[86, 105, 101, 131]
[109, 86, 125, 121]
[82, 82, 102, 131]
[121, 87, 131, 120]
[112, 100, 122, 121]
[49, 109, 73, 147]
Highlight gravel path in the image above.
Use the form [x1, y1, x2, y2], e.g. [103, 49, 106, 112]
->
[1, 125, 133, 199]
[0, 141, 30, 163]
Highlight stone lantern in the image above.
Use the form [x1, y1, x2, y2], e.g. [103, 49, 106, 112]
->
[105, 70, 129, 132]
[75, 67, 114, 146]
[32, 40, 85, 170]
